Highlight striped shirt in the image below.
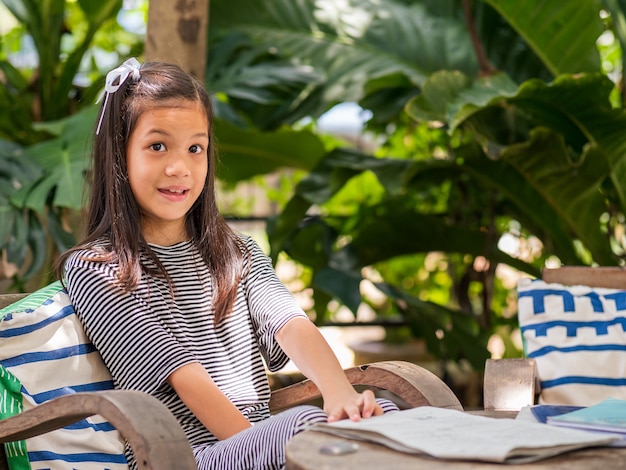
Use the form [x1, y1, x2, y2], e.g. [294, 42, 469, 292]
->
[63, 236, 308, 450]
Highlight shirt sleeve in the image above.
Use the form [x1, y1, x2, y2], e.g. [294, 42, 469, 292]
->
[64, 252, 197, 394]
[242, 237, 309, 372]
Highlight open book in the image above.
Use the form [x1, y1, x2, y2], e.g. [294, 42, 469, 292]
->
[312, 406, 618, 464]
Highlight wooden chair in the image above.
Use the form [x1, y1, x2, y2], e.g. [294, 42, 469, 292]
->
[0, 293, 463, 470]
[483, 266, 626, 412]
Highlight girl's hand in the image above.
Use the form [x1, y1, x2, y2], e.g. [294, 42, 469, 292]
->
[324, 388, 384, 423]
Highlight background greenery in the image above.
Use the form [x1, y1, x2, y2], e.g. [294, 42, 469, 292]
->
[2, 0, 625, 372]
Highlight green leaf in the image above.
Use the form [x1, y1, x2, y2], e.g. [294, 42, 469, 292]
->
[314, 267, 362, 314]
[267, 148, 412, 259]
[335, 197, 539, 275]
[17, 106, 97, 211]
[77, 0, 123, 24]
[481, 0, 603, 75]
[281, 216, 333, 269]
[499, 128, 614, 265]
[408, 72, 626, 265]
[214, 118, 326, 182]
[4, 208, 27, 265]
[210, 0, 478, 116]
[0, 60, 28, 92]
[405, 70, 519, 130]
[20, 211, 46, 280]
[452, 143, 583, 265]
[0, 199, 14, 245]
[47, 208, 76, 253]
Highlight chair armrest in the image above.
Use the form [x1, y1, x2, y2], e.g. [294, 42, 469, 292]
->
[0, 390, 196, 470]
[269, 360, 463, 413]
[483, 358, 538, 411]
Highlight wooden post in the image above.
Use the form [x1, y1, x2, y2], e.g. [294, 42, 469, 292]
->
[144, 0, 209, 79]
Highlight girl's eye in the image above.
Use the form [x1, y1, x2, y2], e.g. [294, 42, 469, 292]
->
[189, 144, 203, 154]
[150, 143, 166, 152]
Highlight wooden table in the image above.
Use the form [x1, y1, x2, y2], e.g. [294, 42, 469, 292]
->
[285, 411, 626, 469]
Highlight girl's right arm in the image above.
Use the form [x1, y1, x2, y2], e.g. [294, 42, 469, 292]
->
[167, 362, 252, 440]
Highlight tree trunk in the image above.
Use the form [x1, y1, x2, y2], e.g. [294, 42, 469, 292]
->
[144, 0, 209, 79]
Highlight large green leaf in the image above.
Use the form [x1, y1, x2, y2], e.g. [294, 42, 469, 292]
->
[267, 148, 413, 260]
[405, 70, 519, 129]
[0, 139, 42, 247]
[475, 2, 553, 83]
[407, 72, 626, 265]
[13, 106, 97, 211]
[210, 0, 478, 117]
[214, 118, 326, 182]
[502, 129, 614, 264]
[333, 197, 538, 275]
[604, 0, 626, 106]
[0, 62, 41, 144]
[314, 267, 363, 314]
[207, 31, 326, 130]
[451, 143, 584, 266]
[481, 0, 603, 75]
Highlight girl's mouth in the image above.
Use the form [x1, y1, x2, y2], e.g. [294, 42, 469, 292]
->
[159, 188, 189, 200]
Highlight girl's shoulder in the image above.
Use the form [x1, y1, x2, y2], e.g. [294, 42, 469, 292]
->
[64, 238, 115, 269]
[237, 234, 271, 263]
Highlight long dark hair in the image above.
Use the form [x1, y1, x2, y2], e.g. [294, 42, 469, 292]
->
[56, 61, 246, 324]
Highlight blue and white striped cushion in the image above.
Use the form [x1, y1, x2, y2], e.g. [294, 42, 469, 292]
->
[0, 281, 128, 469]
[518, 277, 626, 406]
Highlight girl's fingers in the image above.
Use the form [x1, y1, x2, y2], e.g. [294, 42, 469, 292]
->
[325, 390, 384, 422]
[360, 390, 379, 418]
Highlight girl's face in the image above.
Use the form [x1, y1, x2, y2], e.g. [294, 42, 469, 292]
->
[126, 101, 209, 245]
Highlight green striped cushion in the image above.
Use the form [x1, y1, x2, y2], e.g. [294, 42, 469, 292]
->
[0, 281, 127, 469]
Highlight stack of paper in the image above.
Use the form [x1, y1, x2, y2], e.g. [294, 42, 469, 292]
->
[312, 406, 618, 464]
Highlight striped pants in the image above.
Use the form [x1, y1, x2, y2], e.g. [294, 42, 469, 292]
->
[193, 399, 399, 469]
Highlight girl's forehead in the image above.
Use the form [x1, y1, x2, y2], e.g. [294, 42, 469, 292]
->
[132, 99, 209, 124]
[137, 98, 204, 113]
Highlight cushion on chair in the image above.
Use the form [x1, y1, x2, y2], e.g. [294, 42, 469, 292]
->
[518, 277, 626, 406]
[0, 281, 128, 469]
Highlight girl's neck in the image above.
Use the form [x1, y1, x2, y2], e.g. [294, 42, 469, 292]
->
[142, 221, 188, 246]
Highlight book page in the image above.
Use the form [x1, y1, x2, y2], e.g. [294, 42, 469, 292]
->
[312, 407, 618, 464]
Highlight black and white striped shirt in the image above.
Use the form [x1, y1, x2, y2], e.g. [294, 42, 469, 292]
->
[64, 236, 308, 448]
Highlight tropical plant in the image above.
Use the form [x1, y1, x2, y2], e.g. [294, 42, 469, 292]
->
[205, 0, 626, 368]
[0, 0, 143, 288]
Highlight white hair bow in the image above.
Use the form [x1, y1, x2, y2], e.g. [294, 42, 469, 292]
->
[96, 57, 142, 135]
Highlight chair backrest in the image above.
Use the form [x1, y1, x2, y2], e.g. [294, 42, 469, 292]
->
[542, 266, 626, 288]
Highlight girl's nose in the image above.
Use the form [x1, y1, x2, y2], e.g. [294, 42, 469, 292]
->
[165, 156, 190, 177]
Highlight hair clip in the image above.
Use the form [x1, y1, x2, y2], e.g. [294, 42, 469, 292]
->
[95, 57, 142, 135]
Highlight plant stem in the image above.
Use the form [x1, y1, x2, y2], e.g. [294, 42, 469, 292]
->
[462, 0, 496, 77]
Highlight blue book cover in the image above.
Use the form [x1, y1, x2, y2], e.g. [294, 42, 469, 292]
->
[547, 398, 626, 434]
[530, 405, 584, 424]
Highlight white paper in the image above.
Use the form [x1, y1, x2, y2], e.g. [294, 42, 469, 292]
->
[312, 406, 618, 463]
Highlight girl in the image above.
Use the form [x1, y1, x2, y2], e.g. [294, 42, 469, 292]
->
[56, 58, 398, 469]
